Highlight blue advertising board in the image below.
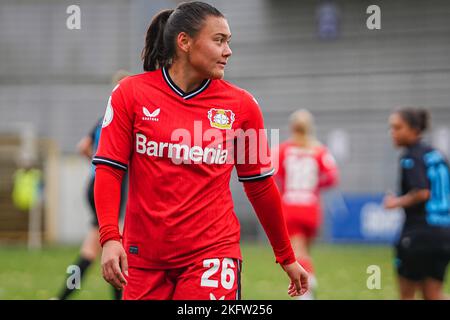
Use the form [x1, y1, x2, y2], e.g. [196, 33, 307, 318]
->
[326, 193, 404, 244]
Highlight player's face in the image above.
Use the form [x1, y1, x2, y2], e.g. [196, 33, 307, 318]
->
[389, 113, 418, 147]
[188, 16, 232, 79]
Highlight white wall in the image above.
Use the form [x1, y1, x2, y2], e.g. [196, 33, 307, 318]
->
[57, 156, 93, 243]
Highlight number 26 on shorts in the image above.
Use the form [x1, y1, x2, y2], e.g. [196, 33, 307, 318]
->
[201, 258, 237, 290]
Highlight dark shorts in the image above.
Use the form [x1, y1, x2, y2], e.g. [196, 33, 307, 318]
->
[86, 176, 127, 227]
[395, 227, 450, 282]
[86, 177, 99, 227]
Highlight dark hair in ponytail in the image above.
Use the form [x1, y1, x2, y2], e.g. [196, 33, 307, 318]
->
[395, 107, 430, 133]
[142, 2, 224, 71]
[142, 9, 173, 72]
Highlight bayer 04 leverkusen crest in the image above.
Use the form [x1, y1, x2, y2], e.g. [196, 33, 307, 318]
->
[207, 108, 235, 130]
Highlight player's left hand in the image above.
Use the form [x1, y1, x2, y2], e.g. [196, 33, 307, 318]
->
[281, 261, 309, 297]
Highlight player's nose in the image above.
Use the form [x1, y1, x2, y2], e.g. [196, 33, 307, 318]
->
[223, 43, 232, 58]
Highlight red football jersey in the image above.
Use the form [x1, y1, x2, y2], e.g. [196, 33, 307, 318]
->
[273, 141, 338, 227]
[94, 67, 273, 269]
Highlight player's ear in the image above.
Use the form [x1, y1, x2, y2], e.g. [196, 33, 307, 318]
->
[177, 32, 191, 54]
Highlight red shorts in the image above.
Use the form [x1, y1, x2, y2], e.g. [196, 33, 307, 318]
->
[285, 219, 318, 239]
[122, 257, 242, 300]
[283, 205, 321, 239]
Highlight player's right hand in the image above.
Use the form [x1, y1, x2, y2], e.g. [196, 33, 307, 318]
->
[281, 261, 309, 297]
[101, 240, 128, 290]
[383, 192, 400, 209]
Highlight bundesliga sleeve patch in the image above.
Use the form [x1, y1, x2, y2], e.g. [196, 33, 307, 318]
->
[102, 96, 114, 128]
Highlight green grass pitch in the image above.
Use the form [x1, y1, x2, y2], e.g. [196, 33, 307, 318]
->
[0, 243, 448, 300]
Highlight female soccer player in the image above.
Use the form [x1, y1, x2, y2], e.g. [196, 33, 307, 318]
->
[273, 109, 339, 299]
[384, 107, 450, 300]
[93, 2, 308, 300]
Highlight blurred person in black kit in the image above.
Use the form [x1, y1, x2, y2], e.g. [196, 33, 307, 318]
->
[385, 107, 450, 300]
[54, 70, 132, 300]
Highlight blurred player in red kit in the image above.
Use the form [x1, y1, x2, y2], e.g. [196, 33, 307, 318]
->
[273, 109, 339, 299]
[93, 2, 308, 300]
